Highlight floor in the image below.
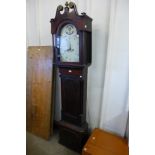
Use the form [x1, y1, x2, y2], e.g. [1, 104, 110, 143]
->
[26, 131, 80, 155]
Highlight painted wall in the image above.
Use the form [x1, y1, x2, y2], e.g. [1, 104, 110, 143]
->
[99, 0, 129, 136]
[27, 0, 129, 136]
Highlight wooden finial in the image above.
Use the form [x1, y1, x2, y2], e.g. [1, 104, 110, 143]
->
[65, 2, 69, 7]
[69, 2, 74, 8]
[57, 5, 63, 11]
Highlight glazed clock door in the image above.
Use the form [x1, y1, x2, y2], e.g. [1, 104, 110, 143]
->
[59, 24, 80, 62]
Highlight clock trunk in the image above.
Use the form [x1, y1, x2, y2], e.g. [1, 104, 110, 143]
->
[60, 67, 87, 126]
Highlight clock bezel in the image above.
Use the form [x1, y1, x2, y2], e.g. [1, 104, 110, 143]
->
[54, 20, 83, 66]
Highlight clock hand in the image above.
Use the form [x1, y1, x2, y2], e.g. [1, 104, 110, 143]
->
[70, 43, 72, 51]
[70, 42, 74, 52]
[67, 43, 71, 51]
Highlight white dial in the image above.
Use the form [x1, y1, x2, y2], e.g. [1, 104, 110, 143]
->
[59, 24, 79, 62]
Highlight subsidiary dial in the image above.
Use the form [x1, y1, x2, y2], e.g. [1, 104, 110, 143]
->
[65, 24, 75, 35]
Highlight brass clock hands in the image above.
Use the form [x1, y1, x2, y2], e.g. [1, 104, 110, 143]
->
[67, 43, 74, 52]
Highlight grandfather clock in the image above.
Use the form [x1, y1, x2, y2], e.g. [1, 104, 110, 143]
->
[50, 2, 92, 152]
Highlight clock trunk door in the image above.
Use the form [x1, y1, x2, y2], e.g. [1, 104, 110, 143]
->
[60, 74, 84, 126]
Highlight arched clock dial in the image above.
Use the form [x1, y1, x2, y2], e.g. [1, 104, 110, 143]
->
[59, 24, 79, 62]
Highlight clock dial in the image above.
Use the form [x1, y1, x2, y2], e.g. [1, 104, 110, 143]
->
[59, 24, 79, 62]
[65, 24, 74, 35]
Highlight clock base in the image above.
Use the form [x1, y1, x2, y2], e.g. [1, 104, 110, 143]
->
[58, 121, 89, 153]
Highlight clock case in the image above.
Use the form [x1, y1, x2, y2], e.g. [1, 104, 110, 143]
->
[51, 2, 92, 152]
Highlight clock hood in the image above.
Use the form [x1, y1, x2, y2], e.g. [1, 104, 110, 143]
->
[50, 2, 92, 34]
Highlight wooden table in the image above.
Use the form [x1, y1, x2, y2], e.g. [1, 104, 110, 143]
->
[82, 128, 128, 155]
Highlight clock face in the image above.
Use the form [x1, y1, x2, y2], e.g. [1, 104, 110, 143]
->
[59, 24, 79, 62]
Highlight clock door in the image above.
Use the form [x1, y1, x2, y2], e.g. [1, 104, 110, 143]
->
[59, 24, 80, 63]
[59, 68, 86, 126]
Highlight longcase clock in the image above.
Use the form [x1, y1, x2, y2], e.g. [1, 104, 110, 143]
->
[50, 2, 92, 152]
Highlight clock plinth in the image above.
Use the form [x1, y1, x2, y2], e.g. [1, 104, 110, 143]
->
[58, 121, 89, 153]
[51, 2, 92, 153]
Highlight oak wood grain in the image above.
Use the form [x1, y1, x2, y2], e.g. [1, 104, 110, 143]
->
[26, 46, 54, 140]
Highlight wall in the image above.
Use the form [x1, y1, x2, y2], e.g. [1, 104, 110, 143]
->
[99, 0, 129, 136]
[27, 0, 129, 136]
